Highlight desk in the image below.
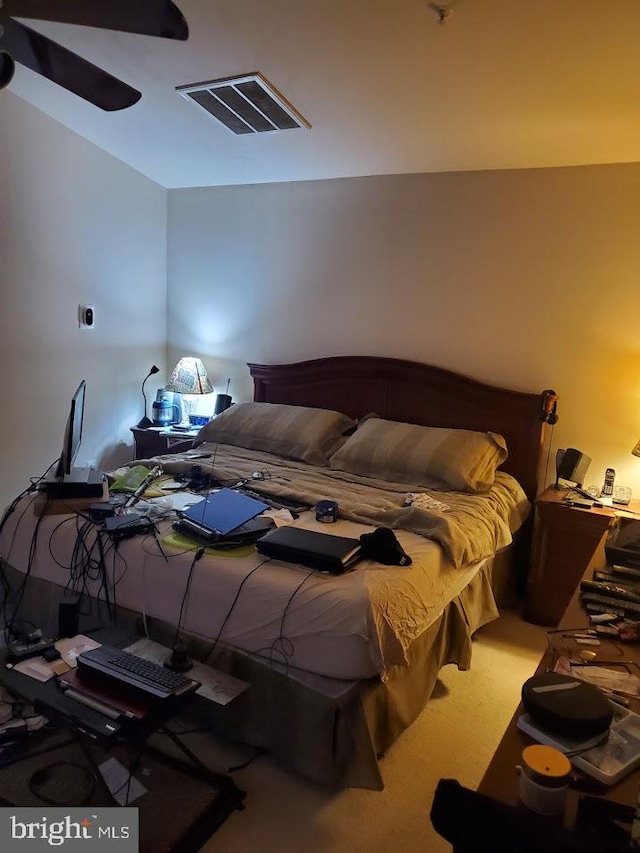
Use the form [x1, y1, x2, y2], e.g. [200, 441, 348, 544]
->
[478, 570, 640, 825]
[0, 631, 246, 852]
[131, 427, 198, 460]
[525, 488, 640, 626]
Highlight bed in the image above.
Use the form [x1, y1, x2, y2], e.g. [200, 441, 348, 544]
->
[0, 356, 554, 790]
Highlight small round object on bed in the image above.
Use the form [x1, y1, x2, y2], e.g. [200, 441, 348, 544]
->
[316, 500, 338, 523]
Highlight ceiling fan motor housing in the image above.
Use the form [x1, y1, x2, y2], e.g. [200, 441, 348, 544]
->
[0, 50, 14, 88]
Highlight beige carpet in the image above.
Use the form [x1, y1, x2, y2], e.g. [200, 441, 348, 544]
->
[196, 608, 546, 853]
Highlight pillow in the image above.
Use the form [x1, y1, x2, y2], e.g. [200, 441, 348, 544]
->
[328, 418, 508, 493]
[195, 402, 355, 466]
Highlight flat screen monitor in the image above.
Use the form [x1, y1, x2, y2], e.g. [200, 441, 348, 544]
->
[55, 380, 86, 480]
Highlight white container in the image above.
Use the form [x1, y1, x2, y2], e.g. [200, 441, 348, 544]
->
[519, 744, 571, 817]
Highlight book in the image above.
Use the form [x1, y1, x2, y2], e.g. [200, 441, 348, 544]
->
[593, 569, 640, 593]
[611, 563, 640, 580]
[580, 579, 640, 604]
[581, 591, 640, 617]
[256, 526, 362, 574]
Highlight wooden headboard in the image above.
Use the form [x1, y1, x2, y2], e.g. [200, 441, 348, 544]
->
[248, 356, 553, 502]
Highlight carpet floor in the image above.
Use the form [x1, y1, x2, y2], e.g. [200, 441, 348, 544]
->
[197, 607, 547, 853]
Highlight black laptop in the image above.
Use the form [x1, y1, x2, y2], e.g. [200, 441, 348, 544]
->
[256, 526, 362, 574]
[178, 488, 270, 543]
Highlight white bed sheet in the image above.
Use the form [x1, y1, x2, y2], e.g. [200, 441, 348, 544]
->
[1, 495, 508, 680]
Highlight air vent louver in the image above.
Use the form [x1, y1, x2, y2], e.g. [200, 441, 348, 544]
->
[177, 73, 310, 135]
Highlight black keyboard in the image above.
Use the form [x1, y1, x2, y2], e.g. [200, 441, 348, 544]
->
[77, 645, 200, 700]
[108, 652, 190, 689]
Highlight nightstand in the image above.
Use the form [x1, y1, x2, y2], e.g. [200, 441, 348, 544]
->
[524, 486, 640, 626]
[130, 426, 199, 460]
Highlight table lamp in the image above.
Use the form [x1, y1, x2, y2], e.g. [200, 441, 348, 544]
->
[165, 357, 213, 423]
[137, 364, 160, 429]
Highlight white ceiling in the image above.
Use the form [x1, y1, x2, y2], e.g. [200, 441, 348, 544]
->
[5, 0, 640, 189]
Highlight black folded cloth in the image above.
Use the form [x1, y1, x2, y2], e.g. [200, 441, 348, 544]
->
[359, 527, 412, 566]
[430, 779, 628, 853]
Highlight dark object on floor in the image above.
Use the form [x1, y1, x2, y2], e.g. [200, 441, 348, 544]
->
[29, 761, 96, 806]
[430, 779, 627, 853]
[0, 720, 246, 852]
[359, 527, 412, 566]
[575, 796, 635, 847]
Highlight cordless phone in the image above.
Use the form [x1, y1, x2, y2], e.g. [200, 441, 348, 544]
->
[602, 468, 616, 496]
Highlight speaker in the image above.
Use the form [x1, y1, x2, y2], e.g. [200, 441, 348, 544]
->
[556, 447, 591, 488]
[214, 394, 232, 415]
[58, 599, 80, 638]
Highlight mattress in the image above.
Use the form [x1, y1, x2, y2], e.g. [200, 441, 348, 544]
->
[0, 449, 528, 680]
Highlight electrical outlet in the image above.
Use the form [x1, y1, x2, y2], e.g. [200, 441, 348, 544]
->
[78, 304, 95, 329]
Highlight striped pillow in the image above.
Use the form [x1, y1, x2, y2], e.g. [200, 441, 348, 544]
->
[195, 402, 355, 466]
[328, 418, 508, 493]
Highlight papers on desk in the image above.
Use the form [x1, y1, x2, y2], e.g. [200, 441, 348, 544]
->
[9, 635, 101, 683]
[554, 655, 640, 696]
[11, 658, 62, 683]
[145, 491, 202, 512]
[261, 508, 296, 526]
[56, 634, 102, 666]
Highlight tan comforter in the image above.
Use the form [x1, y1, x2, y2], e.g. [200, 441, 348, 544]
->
[130, 443, 530, 569]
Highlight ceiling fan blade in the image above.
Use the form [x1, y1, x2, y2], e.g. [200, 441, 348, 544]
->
[2, 0, 188, 40]
[0, 18, 141, 110]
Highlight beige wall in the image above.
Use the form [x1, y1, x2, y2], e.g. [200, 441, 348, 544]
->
[3, 91, 638, 508]
[167, 164, 640, 495]
[0, 93, 168, 511]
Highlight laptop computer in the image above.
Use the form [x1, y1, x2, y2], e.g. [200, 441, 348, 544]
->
[256, 526, 362, 574]
[173, 516, 274, 548]
[179, 488, 270, 541]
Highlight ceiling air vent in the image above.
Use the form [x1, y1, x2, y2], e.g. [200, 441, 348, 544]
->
[176, 72, 310, 135]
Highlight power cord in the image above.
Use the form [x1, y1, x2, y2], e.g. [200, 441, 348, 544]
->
[202, 558, 273, 665]
[29, 761, 96, 806]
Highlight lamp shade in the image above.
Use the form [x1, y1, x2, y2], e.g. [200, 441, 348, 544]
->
[632, 439, 640, 458]
[165, 357, 213, 395]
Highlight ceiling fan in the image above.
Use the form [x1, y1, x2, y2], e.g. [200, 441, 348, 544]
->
[0, 0, 188, 111]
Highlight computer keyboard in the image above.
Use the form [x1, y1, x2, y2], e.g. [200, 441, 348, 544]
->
[108, 652, 190, 689]
[77, 645, 200, 700]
